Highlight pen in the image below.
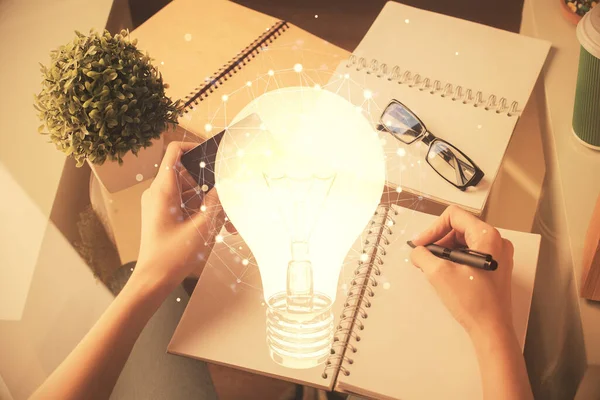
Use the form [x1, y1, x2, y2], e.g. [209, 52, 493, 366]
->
[406, 241, 498, 271]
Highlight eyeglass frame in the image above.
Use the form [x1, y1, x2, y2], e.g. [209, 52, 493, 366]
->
[377, 99, 484, 191]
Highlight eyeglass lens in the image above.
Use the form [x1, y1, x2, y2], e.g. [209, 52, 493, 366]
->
[381, 102, 425, 144]
[427, 140, 476, 187]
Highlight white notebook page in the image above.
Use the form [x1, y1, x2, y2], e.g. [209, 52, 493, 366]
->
[353, 2, 550, 105]
[332, 2, 550, 214]
[335, 204, 541, 400]
[167, 221, 371, 390]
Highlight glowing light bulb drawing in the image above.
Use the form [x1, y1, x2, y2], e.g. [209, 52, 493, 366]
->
[264, 174, 336, 312]
[215, 87, 385, 369]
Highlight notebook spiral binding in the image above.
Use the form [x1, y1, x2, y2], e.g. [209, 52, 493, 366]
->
[345, 55, 520, 117]
[321, 204, 397, 380]
[182, 20, 289, 112]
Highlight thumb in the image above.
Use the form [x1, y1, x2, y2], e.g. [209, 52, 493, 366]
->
[410, 246, 446, 278]
[188, 189, 224, 235]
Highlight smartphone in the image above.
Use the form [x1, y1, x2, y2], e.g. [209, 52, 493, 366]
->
[181, 113, 263, 190]
[180, 129, 225, 192]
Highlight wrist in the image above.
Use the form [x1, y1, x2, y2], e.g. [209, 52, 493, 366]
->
[125, 263, 176, 305]
[467, 317, 517, 350]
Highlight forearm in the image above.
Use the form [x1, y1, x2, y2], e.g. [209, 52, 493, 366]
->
[31, 269, 172, 400]
[470, 321, 533, 400]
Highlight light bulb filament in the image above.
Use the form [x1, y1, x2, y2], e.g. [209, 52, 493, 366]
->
[264, 173, 336, 313]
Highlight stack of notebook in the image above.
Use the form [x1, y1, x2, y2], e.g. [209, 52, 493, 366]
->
[134, 0, 549, 215]
[130, 1, 550, 398]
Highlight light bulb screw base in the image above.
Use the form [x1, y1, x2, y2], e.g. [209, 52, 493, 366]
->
[266, 292, 334, 369]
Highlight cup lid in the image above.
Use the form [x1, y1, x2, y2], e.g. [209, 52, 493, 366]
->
[577, 6, 600, 58]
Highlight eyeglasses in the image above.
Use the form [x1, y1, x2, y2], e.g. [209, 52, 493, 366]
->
[377, 100, 484, 191]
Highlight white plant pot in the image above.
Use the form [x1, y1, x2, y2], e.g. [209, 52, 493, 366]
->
[89, 136, 165, 193]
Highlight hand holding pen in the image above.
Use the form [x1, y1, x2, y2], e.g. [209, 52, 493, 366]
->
[409, 205, 515, 336]
[409, 205, 532, 400]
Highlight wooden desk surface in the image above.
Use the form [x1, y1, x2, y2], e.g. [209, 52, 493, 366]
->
[521, 0, 600, 397]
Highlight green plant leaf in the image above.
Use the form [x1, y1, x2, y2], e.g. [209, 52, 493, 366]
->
[35, 28, 182, 166]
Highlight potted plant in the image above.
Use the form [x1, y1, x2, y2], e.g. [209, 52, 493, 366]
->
[34, 29, 181, 193]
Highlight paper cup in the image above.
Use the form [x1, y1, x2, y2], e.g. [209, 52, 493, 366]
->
[573, 6, 600, 150]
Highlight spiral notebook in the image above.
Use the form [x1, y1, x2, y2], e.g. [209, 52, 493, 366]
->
[131, 0, 349, 141]
[168, 204, 541, 399]
[321, 2, 550, 215]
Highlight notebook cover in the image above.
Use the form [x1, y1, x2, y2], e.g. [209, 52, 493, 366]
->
[131, 0, 279, 103]
[334, 204, 541, 400]
[177, 23, 349, 139]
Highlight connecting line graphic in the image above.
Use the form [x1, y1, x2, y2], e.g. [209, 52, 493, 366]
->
[170, 43, 427, 296]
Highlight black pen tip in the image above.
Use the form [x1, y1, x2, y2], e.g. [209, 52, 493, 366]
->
[407, 240, 416, 249]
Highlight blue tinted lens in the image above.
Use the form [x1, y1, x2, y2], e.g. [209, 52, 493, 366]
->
[381, 102, 425, 143]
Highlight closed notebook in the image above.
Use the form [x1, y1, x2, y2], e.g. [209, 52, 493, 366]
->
[132, 0, 350, 141]
[323, 2, 551, 215]
[168, 203, 540, 399]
